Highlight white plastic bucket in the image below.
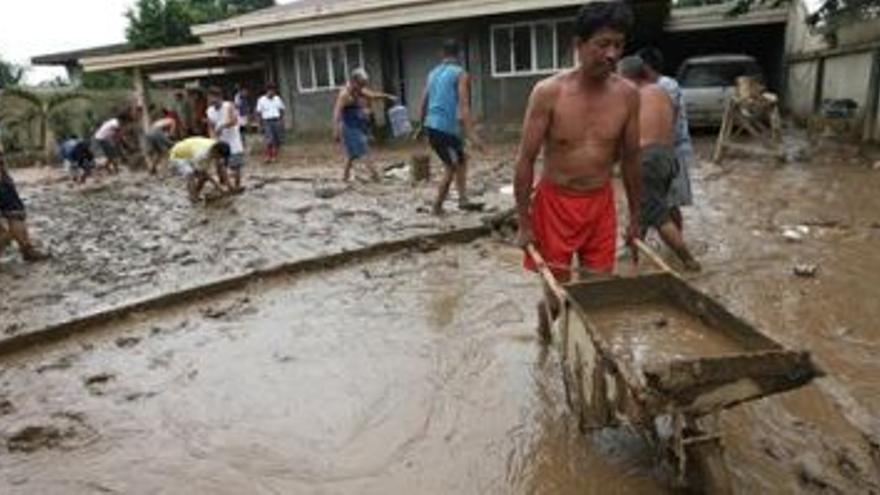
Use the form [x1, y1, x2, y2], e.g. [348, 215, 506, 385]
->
[387, 105, 413, 138]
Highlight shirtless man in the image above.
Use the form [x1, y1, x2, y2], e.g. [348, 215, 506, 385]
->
[618, 56, 700, 272]
[515, 2, 641, 343]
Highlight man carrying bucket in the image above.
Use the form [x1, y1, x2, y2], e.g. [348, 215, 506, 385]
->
[332, 68, 398, 182]
[514, 2, 642, 343]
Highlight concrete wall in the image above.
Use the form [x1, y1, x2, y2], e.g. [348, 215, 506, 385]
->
[786, 60, 818, 119]
[822, 52, 874, 118]
[273, 31, 387, 135]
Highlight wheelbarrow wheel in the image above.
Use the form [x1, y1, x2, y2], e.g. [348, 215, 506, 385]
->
[686, 438, 733, 494]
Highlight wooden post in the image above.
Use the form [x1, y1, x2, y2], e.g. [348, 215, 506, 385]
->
[132, 67, 151, 135]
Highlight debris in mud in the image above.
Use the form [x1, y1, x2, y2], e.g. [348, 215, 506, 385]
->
[6, 426, 66, 453]
[84, 373, 115, 395]
[123, 391, 157, 402]
[782, 225, 811, 242]
[115, 336, 142, 349]
[35, 354, 77, 374]
[0, 398, 15, 416]
[794, 264, 819, 278]
[314, 184, 348, 199]
[415, 238, 440, 253]
[3, 323, 22, 335]
[200, 297, 257, 321]
[654, 318, 669, 328]
[873, 161, 880, 171]
[5, 412, 96, 453]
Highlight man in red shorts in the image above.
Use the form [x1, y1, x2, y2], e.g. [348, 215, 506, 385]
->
[514, 1, 642, 343]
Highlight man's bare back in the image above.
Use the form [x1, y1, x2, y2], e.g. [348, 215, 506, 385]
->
[638, 84, 675, 148]
[538, 69, 639, 191]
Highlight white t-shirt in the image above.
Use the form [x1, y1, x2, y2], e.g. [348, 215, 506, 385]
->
[94, 118, 120, 141]
[256, 95, 285, 120]
[206, 102, 244, 154]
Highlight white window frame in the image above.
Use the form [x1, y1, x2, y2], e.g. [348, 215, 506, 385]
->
[490, 19, 575, 78]
[295, 39, 365, 93]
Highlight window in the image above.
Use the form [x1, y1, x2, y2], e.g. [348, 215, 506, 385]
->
[491, 19, 576, 77]
[296, 40, 364, 92]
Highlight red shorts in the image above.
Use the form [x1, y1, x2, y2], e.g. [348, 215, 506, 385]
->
[523, 179, 617, 277]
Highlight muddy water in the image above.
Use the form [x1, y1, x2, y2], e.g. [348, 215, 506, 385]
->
[589, 302, 745, 371]
[0, 242, 665, 494]
[3, 138, 880, 493]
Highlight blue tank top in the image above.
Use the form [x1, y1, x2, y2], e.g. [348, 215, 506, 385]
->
[342, 103, 366, 130]
[425, 61, 464, 137]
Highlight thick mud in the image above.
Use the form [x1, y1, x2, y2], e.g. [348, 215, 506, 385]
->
[0, 242, 665, 494]
[590, 302, 746, 370]
[0, 143, 512, 340]
[2, 137, 880, 493]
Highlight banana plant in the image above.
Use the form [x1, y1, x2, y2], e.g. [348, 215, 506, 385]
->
[0, 88, 92, 163]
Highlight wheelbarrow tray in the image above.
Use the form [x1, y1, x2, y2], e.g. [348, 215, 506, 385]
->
[558, 272, 822, 426]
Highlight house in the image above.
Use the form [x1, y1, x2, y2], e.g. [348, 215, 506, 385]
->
[34, 0, 790, 138]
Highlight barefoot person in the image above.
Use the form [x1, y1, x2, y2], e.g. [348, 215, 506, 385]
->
[419, 39, 484, 215]
[514, 2, 641, 343]
[94, 113, 130, 174]
[207, 87, 246, 191]
[333, 68, 397, 181]
[256, 83, 286, 164]
[619, 55, 700, 271]
[144, 113, 177, 175]
[638, 47, 695, 231]
[168, 137, 230, 202]
[0, 151, 49, 262]
[59, 137, 96, 184]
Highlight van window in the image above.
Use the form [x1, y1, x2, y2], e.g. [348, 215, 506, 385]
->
[681, 61, 762, 88]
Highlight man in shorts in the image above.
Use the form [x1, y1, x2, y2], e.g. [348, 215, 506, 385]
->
[206, 87, 245, 191]
[419, 39, 484, 215]
[333, 68, 397, 181]
[515, 2, 641, 343]
[0, 151, 49, 262]
[168, 137, 230, 202]
[619, 56, 700, 271]
[637, 47, 695, 231]
[144, 112, 177, 175]
[59, 137, 96, 184]
[94, 113, 131, 174]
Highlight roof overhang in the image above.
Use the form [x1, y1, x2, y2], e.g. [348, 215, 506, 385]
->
[148, 61, 265, 82]
[666, 3, 788, 32]
[194, 0, 589, 47]
[81, 44, 236, 73]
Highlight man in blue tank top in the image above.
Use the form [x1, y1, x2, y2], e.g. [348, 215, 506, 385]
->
[419, 39, 484, 215]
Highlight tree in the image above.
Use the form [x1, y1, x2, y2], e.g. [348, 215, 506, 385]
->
[126, 0, 275, 49]
[0, 56, 25, 89]
[0, 88, 92, 162]
[82, 70, 133, 90]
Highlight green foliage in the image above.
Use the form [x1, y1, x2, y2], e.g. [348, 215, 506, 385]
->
[82, 70, 133, 90]
[0, 88, 93, 161]
[0, 56, 25, 88]
[126, 0, 276, 49]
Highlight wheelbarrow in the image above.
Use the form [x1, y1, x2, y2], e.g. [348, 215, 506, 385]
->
[527, 241, 823, 493]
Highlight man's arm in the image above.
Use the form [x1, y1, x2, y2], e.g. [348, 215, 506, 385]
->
[362, 88, 396, 102]
[514, 80, 555, 247]
[620, 85, 642, 248]
[457, 72, 482, 149]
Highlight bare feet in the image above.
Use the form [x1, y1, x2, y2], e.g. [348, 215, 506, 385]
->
[22, 247, 50, 263]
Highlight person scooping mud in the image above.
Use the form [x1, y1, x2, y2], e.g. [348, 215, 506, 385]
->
[618, 56, 701, 272]
[514, 1, 642, 343]
[0, 151, 49, 262]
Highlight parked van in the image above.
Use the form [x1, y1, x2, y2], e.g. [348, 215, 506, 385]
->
[677, 54, 764, 127]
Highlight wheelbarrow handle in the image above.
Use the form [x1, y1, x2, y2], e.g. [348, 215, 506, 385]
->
[634, 239, 679, 276]
[526, 244, 567, 304]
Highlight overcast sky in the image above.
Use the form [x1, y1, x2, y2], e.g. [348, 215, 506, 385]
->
[0, 0, 297, 84]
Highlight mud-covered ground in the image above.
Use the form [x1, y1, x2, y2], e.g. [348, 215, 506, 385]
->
[2, 136, 880, 493]
[0, 143, 513, 339]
